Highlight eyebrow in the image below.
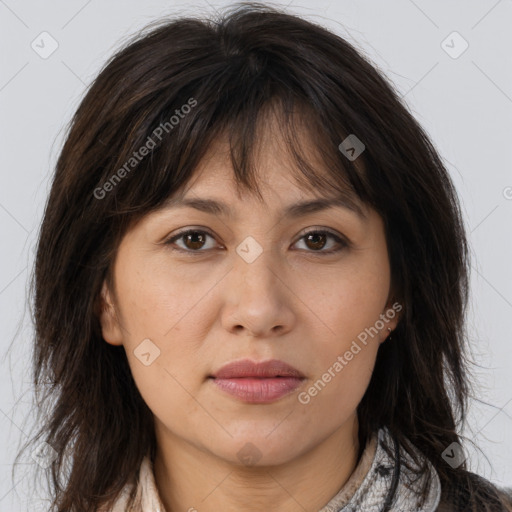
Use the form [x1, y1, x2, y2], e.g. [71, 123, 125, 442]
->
[163, 195, 366, 220]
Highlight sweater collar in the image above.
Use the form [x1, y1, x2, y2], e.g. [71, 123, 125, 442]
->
[322, 426, 441, 511]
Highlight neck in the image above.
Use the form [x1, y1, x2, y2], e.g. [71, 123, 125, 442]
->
[153, 416, 361, 512]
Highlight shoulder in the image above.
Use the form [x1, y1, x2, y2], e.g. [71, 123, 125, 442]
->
[436, 471, 512, 511]
[95, 487, 134, 512]
[96, 456, 163, 512]
[95, 473, 141, 512]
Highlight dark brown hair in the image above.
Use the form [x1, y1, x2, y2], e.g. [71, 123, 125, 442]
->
[17, 2, 511, 511]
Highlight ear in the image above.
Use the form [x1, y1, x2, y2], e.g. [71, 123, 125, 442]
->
[98, 280, 124, 346]
[380, 296, 403, 342]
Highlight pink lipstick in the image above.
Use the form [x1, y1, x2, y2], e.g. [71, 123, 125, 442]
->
[209, 359, 305, 403]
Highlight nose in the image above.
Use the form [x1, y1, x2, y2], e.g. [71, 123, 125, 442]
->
[220, 244, 296, 339]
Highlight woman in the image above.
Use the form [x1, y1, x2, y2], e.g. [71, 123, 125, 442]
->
[22, 3, 512, 511]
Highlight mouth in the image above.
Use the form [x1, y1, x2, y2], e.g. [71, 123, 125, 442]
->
[208, 359, 305, 403]
[209, 358, 305, 379]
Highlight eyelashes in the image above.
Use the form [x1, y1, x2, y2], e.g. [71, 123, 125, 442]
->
[165, 229, 218, 253]
[164, 228, 349, 256]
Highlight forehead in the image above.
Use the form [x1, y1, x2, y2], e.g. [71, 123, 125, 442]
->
[172, 115, 364, 206]
[163, 140, 368, 221]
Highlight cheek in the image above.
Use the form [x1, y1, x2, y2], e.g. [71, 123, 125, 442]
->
[112, 255, 216, 418]
[296, 260, 390, 344]
[294, 258, 389, 404]
[297, 348, 376, 432]
[126, 358, 206, 442]
[298, 296, 382, 421]
[122, 322, 208, 431]
[114, 250, 217, 341]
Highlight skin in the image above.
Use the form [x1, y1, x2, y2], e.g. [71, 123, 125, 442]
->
[99, 120, 400, 512]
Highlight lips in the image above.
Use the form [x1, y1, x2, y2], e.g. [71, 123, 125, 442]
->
[210, 358, 305, 379]
[209, 359, 305, 403]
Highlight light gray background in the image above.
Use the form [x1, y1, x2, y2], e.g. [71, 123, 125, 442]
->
[1, 0, 511, 510]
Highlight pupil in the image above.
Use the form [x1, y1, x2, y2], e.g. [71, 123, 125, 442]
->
[307, 233, 326, 250]
[186, 233, 205, 250]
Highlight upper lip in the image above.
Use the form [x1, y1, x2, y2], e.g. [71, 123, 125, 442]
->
[210, 358, 305, 379]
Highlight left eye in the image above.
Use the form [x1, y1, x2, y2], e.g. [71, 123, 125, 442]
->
[293, 230, 347, 253]
[165, 229, 347, 254]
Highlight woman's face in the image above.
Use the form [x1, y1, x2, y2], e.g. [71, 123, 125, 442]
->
[100, 128, 399, 467]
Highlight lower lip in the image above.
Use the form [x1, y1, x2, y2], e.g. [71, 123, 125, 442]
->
[210, 377, 304, 403]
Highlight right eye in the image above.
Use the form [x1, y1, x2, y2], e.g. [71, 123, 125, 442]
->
[164, 229, 220, 254]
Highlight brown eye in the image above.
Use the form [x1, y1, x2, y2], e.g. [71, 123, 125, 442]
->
[183, 232, 207, 250]
[304, 232, 327, 250]
[166, 229, 217, 252]
[293, 230, 347, 254]
[165, 228, 347, 256]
